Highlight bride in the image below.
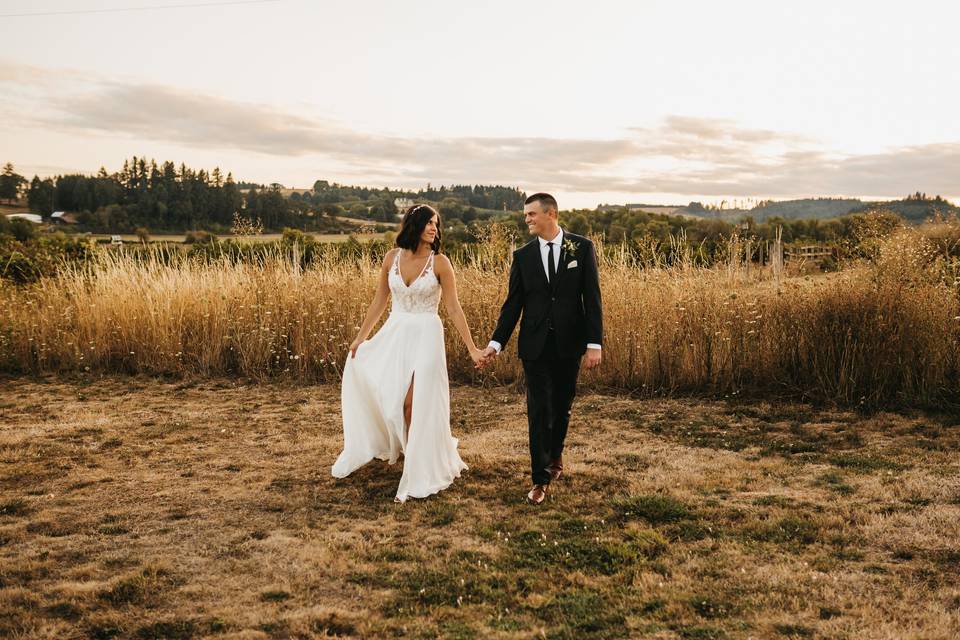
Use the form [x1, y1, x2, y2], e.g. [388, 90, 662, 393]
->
[332, 203, 483, 502]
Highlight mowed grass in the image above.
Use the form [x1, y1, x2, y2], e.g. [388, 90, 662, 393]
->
[1, 377, 959, 638]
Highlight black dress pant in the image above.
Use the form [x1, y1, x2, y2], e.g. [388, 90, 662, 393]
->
[521, 329, 582, 485]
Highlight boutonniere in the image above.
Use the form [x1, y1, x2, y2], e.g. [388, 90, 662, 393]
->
[562, 238, 578, 256]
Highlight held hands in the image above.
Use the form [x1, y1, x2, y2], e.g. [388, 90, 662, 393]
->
[471, 346, 498, 370]
[469, 347, 484, 368]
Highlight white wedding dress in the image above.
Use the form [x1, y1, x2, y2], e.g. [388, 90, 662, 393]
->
[332, 250, 468, 502]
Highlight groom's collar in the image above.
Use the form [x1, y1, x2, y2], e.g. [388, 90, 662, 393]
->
[538, 227, 563, 249]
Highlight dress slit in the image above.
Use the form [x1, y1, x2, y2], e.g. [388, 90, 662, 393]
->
[402, 372, 416, 442]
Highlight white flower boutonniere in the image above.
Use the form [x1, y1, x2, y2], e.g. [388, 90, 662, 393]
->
[562, 237, 578, 256]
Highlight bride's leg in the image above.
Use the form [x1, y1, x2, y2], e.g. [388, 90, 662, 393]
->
[403, 373, 415, 440]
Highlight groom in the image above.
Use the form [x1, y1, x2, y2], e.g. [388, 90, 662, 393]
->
[480, 193, 603, 505]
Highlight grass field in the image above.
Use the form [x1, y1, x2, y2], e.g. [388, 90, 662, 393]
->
[4, 222, 958, 409]
[1, 376, 958, 639]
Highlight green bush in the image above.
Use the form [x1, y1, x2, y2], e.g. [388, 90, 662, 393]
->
[0, 232, 95, 284]
[184, 230, 218, 244]
[4, 218, 39, 242]
[0, 250, 38, 284]
[281, 227, 314, 246]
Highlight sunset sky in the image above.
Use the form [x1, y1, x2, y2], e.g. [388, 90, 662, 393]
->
[2, 0, 958, 208]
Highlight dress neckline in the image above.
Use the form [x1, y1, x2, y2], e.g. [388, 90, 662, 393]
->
[396, 249, 434, 288]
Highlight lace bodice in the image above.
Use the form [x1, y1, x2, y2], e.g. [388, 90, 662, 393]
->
[389, 250, 441, 314]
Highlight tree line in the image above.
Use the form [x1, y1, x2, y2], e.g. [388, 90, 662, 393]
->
[551, 205, 906, 263]
[4, 159, 953, 247]
[3, 160, 529, 233]
[305, 180, 525, 211]
[20, 158, 250, 232]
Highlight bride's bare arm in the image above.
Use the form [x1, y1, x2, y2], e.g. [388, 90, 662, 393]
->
[349, 248, 397, 358]
[434, 254, 483, 364]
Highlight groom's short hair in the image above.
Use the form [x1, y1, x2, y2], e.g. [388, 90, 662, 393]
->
[525, 192, 558, 213]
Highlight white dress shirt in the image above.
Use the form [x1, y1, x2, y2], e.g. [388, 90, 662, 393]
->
[488, 227, 601, 354]
[540, 227, 563, 283]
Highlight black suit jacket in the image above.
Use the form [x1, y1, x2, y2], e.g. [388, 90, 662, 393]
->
[491, 231, 603, 360]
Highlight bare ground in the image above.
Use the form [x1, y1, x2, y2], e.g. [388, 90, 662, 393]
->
[1, 377, 958, 639]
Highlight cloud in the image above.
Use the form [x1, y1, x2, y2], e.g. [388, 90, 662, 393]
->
[3, 61, 958, 199]
[638, 115, 801, 145]
[41, 79, 644, 188]
[0, 59, 58, 84]
[622, 143, 960, 197]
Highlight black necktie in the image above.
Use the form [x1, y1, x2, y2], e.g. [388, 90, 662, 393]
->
[546, 241, 556, 283]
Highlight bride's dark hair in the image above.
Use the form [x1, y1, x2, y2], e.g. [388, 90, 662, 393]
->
[396, 204, 442, 253]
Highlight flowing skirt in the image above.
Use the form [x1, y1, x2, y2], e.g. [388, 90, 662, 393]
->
[332, 310, 467, 502]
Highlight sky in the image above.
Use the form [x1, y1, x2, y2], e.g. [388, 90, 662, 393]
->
[1, 0, 958, 209]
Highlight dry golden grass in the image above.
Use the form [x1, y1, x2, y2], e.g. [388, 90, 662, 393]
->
[1, 224, 958, 408]
[1, 377, 958, 638]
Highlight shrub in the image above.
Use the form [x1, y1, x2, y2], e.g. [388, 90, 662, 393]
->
[183, 230, 217, 245]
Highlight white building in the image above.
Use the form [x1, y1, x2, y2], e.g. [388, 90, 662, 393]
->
[50, 211, 78, 224]
[4, 213, 42, 224]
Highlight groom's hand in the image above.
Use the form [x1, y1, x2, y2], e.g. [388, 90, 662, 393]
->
[582, 347, 601, 370]
[477, 346, 497, 369]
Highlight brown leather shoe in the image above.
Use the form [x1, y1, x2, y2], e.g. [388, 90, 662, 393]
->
[547, 456, 564, 482]
[526, 484, 548, 505]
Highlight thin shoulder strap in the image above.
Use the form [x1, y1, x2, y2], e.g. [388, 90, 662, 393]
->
[427, 250, 435, 270]
[392, 248, 402, 270]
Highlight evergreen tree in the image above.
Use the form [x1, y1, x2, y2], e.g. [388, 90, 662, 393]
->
[27, 176, 55, 215]
[0, 163, 27, 204]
